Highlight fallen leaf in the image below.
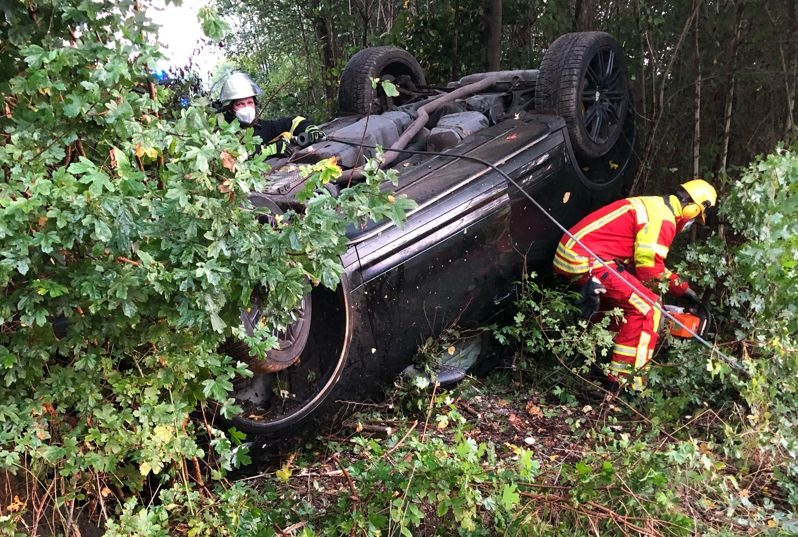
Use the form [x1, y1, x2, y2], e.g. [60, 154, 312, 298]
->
[275, 464, 292, 482]
[100, 487, 112, 498]
[447, 345, 456, 356]
[507, 413, 525, 432]
[6, 495, 24, 513]
[218, 181, 233, 194]
[525, 402, 542, 417]
[220, 151, 236, 172]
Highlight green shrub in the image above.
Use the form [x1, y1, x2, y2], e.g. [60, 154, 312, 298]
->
[0, 1, 411, 533]
[676, 147, 798, 509]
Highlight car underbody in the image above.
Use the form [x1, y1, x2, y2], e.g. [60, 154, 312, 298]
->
[222, 31, 637, 440]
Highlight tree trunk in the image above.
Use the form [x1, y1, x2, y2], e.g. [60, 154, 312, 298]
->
[631, 0, 702, 194]
[312, 5, 337, 110]
[485, 0, 502, 71]
[764, 2, 797, 141]
[787, 0, 797, 140]
[572, 0, 595, 31]
[718, 0, 745, 175]
[452, 0, 460, 80]
[692, 1, 701, 179]
[634, 0, 647, 121]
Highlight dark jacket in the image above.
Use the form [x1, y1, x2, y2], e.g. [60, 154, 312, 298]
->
[252, 116, 313, 146]
[223, 110, 312, 157]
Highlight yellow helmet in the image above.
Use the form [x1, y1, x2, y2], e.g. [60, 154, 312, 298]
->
[680, 179, 717, 223]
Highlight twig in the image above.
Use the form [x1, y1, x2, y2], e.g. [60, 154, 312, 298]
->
[116, 256, 140, 267]
[420, 381, 438, 441]
[459, 401, 481, 418]
[277, 520, 307, 536]
[331, 453, 358, 502]
[95, 472, 108, 522]
[343, 421, 393, 436]
[385, 420, 418, 457]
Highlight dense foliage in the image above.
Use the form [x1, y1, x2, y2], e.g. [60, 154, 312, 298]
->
[0, 1, 410, 534]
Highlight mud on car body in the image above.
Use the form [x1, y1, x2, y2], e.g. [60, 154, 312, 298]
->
[224, 32, 638, 441]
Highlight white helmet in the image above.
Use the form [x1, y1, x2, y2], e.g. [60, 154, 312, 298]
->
[218, 72, 262, 105]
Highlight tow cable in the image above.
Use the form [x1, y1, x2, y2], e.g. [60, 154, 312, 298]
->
[322, 136, 750, 376]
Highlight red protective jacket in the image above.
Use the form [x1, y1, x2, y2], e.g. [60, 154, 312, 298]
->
[553, 195, 689, 295]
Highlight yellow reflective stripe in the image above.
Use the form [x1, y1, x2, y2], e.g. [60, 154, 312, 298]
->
[555, 244, 586, 261]
[609, 362, 633, 374]
[269, 132, 291, 143]
[553, 256, 589, 274]
[652, 306, 663, 334]
[289, 115, 306, 134]
[269, 116, 309, 143]
[628, 197, 648, 226]
[637, 242, 669, 255]
[628, 293, 651, 315]
[613, 343, 637, 357]
[631, 376, 645, 391]
[565, 204, 633, 249]
[635, 332, 651, 369]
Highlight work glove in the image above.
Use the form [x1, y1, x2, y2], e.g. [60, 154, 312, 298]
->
[576, 276, 606, 320]
[262, 139, 293, 158]
[291, 126, 326, 148]
[682, 287, 701, 305]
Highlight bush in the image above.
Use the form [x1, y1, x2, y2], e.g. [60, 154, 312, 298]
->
[0, 1, 410, 533]
[678, 146, 798, 509]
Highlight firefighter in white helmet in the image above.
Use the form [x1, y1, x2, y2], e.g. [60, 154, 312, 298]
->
[217, 71, 325, 158]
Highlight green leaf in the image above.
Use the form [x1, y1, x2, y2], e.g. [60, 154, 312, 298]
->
[198, 6, 230, 40]
[499, 484, 520, 511]
[381, 79, 399, 97]
[63, 94, 83, 118]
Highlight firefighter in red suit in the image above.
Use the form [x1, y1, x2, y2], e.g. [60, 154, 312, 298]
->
[553, 179, 717, 391]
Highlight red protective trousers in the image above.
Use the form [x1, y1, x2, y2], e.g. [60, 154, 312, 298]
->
[583, 264, 662, 390]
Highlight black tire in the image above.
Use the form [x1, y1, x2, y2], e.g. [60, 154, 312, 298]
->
[536, 32, 630, 160]
[338, 46, 426, 115]
[229, 284, 350, 438]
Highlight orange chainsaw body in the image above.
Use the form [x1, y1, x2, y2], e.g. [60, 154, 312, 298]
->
[663, 305, 707, 339]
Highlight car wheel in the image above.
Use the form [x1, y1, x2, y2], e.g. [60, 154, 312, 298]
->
[338, 46, 426, 115]
[536, 32, 630, 160]
[220, 194, 354, 438]
[227, 284, 350, 438]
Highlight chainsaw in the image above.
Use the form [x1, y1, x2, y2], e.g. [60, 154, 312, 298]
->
[662, 303, 712, 339]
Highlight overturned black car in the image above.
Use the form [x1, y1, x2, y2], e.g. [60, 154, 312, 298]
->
[225, 31, 637, 439]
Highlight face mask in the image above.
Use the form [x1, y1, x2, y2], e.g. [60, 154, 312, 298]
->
[235, 106, 256, 125]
